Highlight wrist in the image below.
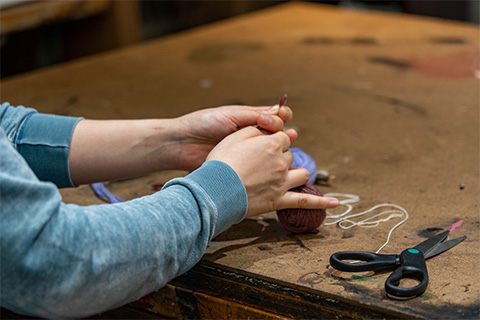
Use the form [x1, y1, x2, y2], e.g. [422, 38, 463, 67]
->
[139, 118, 183, 171]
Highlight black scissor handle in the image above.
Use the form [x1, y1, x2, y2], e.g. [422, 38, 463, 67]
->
[330, 251, 400, 272]
[385, 248, 429, 299]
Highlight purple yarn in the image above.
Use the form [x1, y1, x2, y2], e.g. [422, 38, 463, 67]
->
[289, 148, 317, 184]
[90, 183, 124, 203]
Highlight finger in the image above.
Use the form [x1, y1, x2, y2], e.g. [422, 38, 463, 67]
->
[232, 125, 263, 140]
[262, 104, 280, 115]
[284, 149, 294, 167]
[285, 167, 310, 189]
[225, 105, 291, 131]
[256, 114, 284, 133]
[278, 192, 339, 210]
[272, 131, 292, 152]
[259, 105, 292, 123]
[284, 128, 298, 142]
[278, 106, 293, 123]
[221, 106, 278, 129]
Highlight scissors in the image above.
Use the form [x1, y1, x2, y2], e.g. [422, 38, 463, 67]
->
[329, 230, 466, 299]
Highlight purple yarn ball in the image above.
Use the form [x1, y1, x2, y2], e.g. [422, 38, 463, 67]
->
[290, 148, 317, 184]
[277, 184, 326, 233]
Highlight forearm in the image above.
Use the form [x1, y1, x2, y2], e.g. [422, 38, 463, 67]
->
[69, 118, 182, 185]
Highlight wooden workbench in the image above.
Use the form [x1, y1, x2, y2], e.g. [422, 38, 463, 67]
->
[1, 2, 479, 319]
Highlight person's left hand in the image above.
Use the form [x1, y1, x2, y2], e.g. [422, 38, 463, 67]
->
[167, 104, 293, 171]
[69, 104, 292, 185]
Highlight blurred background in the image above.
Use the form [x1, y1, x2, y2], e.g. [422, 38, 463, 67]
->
[1, 0, 479, 79]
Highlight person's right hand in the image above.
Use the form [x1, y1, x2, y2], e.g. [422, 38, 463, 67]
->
[206, 126, 339, 218]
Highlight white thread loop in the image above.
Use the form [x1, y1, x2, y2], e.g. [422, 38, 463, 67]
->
[324, 193, 409, 253]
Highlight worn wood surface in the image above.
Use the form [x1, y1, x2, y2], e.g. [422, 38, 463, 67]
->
[1, 2, 479, 319]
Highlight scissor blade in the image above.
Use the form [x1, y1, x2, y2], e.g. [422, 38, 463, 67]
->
[424, 236, 467, 259]
[414, 230, 449, 256]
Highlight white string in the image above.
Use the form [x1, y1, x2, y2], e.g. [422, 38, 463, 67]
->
[324, 193, 408, 254]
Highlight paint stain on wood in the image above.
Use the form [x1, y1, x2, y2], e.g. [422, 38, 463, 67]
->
[298, 271, 323, 286]
[373, 94, 428, 117]
[408, 50, 480, 78]
[428, 37, 468, 45]
[349, 37, 378, 45]
[302, 37, 336, 45]
[418, 227, 443, 238]
[368, 50, 479, 78]
[302, 37, 378, 45]
[368, 56, 412, 70]
[282, 238, 313, 252]
[258, 245, 272, 251]
[188, 42, 264, 62]
[342, 229, 356, 239]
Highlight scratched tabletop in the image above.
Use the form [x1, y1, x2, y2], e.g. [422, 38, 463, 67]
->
[1, 3, 479, 319]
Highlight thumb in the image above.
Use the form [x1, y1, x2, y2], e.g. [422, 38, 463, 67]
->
[212, 126, 262, 149]
[231, 125, 263, 140]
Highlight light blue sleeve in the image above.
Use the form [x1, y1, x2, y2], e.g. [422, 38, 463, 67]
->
[0, 102, 82, 188]
[0, 126, 247, 318]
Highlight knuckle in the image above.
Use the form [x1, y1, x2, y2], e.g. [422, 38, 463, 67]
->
[297, 195, 309, 208]
[276, 161, 289, 172]
[266, 139, 282, 153]
[302, 170, 310, 183]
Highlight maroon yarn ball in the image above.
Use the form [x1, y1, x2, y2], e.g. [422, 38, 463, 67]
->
[277, 184, 326, 233]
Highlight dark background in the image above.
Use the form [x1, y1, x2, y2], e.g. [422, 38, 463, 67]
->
[1, 0, 478, 79]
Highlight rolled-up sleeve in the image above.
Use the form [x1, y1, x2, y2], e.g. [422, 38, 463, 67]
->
[0, 102, 82, 187]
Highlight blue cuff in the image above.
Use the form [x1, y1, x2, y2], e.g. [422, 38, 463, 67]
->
[183, 160, 247, 237]
[16, 113, 82, 188]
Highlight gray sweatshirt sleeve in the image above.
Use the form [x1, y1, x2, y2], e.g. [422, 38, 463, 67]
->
[0, 102, 82, 188]
[0, 122, 247, 318]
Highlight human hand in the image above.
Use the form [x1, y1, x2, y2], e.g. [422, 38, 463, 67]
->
[169, 104, 292, 171]
[69, 103, 291, 185]
[206, 126, 339, 217]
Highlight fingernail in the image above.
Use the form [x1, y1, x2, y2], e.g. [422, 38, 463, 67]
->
[329, 198, 339, 207]
[266, 105, 279, 114]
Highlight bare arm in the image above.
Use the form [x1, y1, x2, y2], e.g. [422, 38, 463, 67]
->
[69, 105, 292, 185]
